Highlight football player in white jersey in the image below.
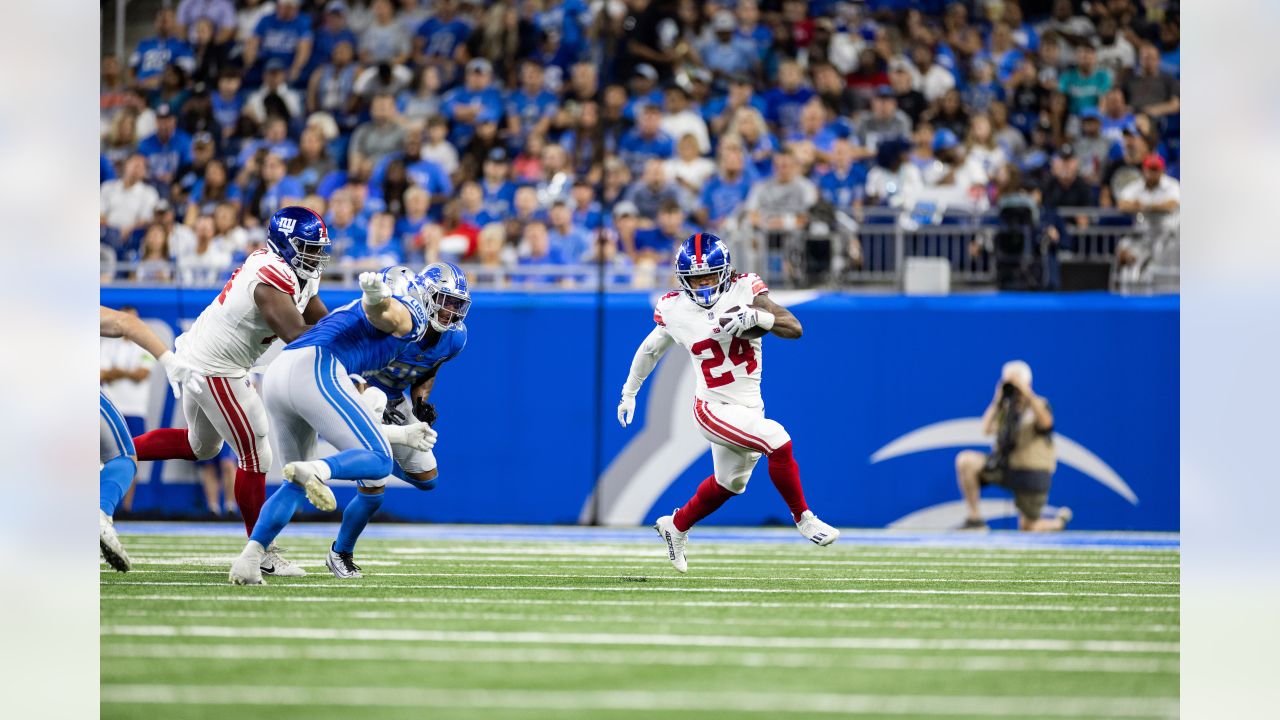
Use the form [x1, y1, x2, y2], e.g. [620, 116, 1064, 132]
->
[132, 206, 330, 576]
[617, 232, 840, 573]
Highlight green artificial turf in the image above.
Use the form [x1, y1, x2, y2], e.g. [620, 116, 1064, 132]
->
[101, 530, 1179, 719]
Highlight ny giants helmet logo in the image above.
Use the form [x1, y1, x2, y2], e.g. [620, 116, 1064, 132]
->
[277, 217, 297, 236]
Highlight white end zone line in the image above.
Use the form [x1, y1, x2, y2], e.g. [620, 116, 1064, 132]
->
[100, 594, 1180, 613]
[100, 624, 1180, 654]
[100, 643, 1180, 674]
[99, 684, 1179, 717]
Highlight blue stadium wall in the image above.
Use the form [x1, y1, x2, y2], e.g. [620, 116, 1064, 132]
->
[101, 287, 1179, 531]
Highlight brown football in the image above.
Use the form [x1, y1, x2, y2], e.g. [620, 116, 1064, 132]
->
[718, 306, 769, 338]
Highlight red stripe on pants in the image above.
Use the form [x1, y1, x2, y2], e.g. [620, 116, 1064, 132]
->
[695, 400, 773, 454]
[208, 377, 259, 472]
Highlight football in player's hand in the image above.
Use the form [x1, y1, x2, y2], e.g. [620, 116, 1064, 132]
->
[718, 306, 768, 338]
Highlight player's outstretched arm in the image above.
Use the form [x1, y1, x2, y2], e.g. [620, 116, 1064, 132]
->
[99, 306, 203, 398]
[254, 285, 313, 343]
[751, 293, 803, 339]
[618, 326, 675, 427]
[359, 272, 416, 337]
[303, 295, 329, 324]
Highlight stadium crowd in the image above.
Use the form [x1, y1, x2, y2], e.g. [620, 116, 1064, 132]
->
[100, 0, 1181, 288]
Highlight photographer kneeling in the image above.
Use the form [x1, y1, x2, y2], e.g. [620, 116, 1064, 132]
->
[954, 361, 1073, 532]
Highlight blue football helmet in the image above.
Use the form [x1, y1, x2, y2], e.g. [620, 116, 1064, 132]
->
[418, 262, 471, 332]
[266, 206, 331, 280]
[675, 232, 733, 308]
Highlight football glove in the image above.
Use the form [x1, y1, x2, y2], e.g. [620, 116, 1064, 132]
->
[156, 351, 204, 399]
[413, 397, 438, 425]
[617, 394, 636, 427]
[382, 397, 408, 426]
[720, 307, 775, 337]
[359, 271, 392, 306]
[400, 422, 438, 452]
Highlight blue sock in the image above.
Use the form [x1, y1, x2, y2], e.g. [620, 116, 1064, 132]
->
[99, 456, 137, 516]
[333, 492, 384, 554]
[250, 482, 305, 548]
[323, 449, 392, 480]
[393, 464, 436, 491]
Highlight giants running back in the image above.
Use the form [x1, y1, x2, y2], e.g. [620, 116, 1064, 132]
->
[618, 232, 839, 573]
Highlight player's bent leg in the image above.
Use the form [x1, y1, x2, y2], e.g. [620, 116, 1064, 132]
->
[955, 450, 988, 529]
[99, 393, 135, 571]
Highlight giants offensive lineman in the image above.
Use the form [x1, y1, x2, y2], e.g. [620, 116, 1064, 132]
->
[618, 233, 840, 573]
[132, 206, 330, 576]
[229, 268, 438, 585]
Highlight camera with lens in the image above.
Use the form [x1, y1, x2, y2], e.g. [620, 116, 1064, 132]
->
[984, 384, 1023, 474]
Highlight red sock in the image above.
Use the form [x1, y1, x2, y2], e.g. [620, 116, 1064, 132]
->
[234, 469, 267, 537]
[673, 475, 736, 532]
[767, 441, 809, 523]
[132, 428, 197, 462]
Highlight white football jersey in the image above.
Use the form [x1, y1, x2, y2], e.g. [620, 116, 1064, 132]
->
[175, 249, 319, 377]
[655, 273, 770, 408]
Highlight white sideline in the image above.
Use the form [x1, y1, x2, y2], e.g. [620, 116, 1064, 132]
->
[101, 624, 1179, 654]
[99, 684, 1179, 717]
[106, 608, 1179, 635]
[102, 579, 1181, 598]
[101, 594, 1180, 613]
[102, 568, 1179, 585]
[101, 642, 1181, 674]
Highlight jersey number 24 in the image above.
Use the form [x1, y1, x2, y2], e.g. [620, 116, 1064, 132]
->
[690, 337, 757, 389]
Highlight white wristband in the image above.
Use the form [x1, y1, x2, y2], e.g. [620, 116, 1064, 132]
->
[756, 310, 775, 331]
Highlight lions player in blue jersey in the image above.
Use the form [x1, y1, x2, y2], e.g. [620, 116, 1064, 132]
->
[358, 262, 469, 498]
[228, 268, 438, 585]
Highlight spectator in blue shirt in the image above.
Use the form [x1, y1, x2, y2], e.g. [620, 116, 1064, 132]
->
[395, 186, 433, 254]
[728, 106, 781, 178]
[340, 211, 405, 269]
[623, 65, 666, 122]
[479, 148, 519, 221]
[505, 61, 559, 153]
[138, 104, 193, 188]
[705, 74, 768, 136]
[698, 11, 759, 82]
[735, 0, 774, 64]
[619, 103, 675, 176]
[979, 22, 1024, 85]
[312, 1, 360, 68]
[623, 158, 686, 224]
[697, 137, 756, 230]
[441, 58, 506, 147]
[457, 181, 498, 228]
[414, 0, 470, 71]
[323, 189, 368, 260]
[368, 128, 452, 204]
[210, 68, 244, 141]
[633, 200, 690, 264]
[176, 0, 237, 44]
[513, 221, 567, 287]
[236, 116, 298, 168]
[130, 9, 195, 90]
[569, 181, 603, 231]
[815, 138, 869, 212]
[763, 59, 815, 137]
[244, 0, 313, 85]
[546, 199, 592, 263]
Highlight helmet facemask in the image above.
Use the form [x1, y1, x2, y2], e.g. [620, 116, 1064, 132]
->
[677, 265, 732, 308]
[426, 284, 471, 332]
[290, 236, 332, 280]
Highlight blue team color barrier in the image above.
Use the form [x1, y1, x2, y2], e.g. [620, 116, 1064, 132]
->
[101, 287, 1179, 531]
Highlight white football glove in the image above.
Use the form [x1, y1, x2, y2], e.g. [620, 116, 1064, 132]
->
[401, 422, 438, 452]
[156, 351, 203, 399]
[720, 307, 775, 337]
[359, 271, 392, 306]
[617, 394, 636, 427]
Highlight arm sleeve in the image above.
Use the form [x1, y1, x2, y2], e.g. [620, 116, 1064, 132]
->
[621, 325, 675, 398]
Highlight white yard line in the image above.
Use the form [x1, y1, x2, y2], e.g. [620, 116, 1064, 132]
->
[101, 593, 1179, 613]
[99, 684, 1179, 717]
[104, 607, 1179, 635]
[102, 568, 1179, 586]
[100, 642, 1179, 674]
[100, 624, 1179, 654]
[101, 579, 1180, 598]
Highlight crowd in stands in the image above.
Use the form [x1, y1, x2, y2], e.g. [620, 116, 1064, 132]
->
[100, 0, 1181, 288]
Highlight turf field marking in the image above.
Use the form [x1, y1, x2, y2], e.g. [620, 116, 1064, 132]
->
[102, 568, 1179, 586]
[101, 624, 1179, 654]
[100, 642, 1180, 674]
[102, 579, 1181, 598]
[99, 684, 1179, 717]
[105, 607, 1179, 635]
[101, 594, 1179, 613]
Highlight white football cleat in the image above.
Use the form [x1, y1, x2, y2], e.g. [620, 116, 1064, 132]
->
[796, 510, 840, 546]
[229, 541, 267, 585]
[326, 545, 363, 579]
[653, 513, 688, 573]
[99, 510, 131, 572]
[283, 460, 337, 511]
[260, 543, 305, 577]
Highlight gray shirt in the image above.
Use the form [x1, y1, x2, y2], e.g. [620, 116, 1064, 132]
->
[854, 110, 913, 151]
[350, 121, 406, 165]
[744, 177, 819, 219]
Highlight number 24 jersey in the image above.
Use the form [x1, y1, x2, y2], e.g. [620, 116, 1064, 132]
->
[653, 273, 769, 409]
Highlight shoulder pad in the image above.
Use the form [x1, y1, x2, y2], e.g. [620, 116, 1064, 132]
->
[253, 257, 299, 296]
[737, 272, 768, 296]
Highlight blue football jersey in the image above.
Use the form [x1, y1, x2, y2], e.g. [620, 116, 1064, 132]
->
[288, 297, 428, 376]
[363, 323, 467, 397]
